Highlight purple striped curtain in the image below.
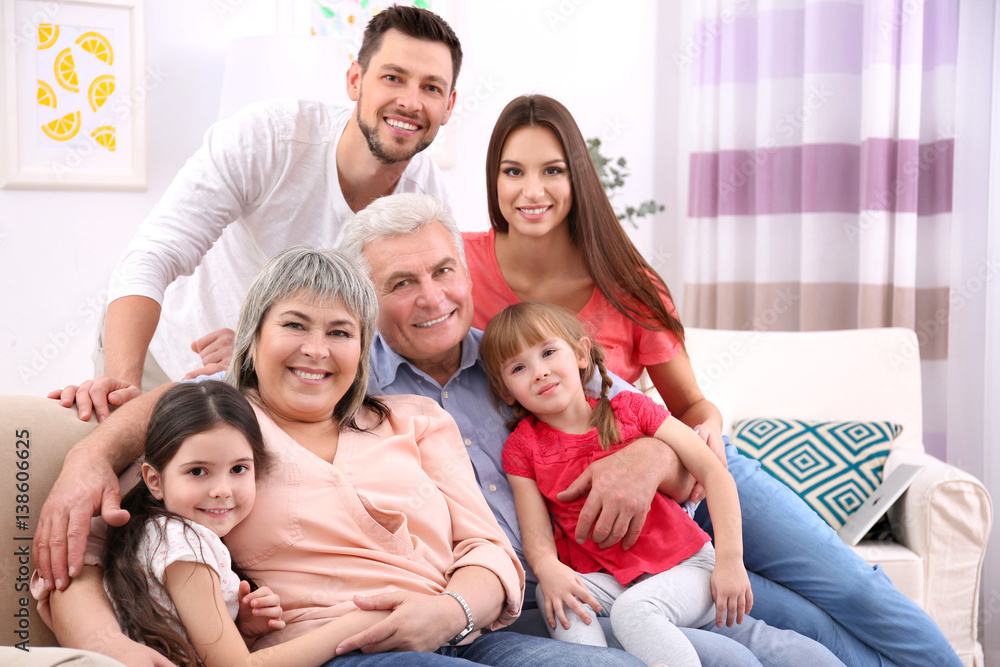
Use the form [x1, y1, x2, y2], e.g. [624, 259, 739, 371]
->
[682, 0, 957, 454]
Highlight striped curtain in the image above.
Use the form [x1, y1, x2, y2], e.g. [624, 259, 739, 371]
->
[682, 0, 957, 455]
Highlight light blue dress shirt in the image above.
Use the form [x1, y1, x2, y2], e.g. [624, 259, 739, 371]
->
[367, 329, 539, 596]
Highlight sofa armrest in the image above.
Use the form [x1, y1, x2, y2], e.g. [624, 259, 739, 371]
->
[885, 448, 993, 662]
[0, 395, 98, 649]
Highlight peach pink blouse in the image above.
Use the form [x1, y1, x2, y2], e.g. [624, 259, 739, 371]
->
[34, 394, 523, 650]
[231, 395, 524, 648]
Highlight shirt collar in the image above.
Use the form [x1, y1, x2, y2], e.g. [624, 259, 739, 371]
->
[370, 328, 485, 390]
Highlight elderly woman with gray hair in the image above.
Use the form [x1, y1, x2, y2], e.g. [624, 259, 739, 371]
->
[35, 246, 643, 667]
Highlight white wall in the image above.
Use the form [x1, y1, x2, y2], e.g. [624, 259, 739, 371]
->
[952, 3, 1000, 662]
[444, 0, 659, 239]
[0, 0, 669, 396]
[1, 0, 256, 396]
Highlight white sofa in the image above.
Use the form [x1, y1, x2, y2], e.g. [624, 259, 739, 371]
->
[0, 327, 991, 665]
[677, 327, 993, 666]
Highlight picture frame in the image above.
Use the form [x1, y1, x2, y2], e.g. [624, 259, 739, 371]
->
[1, 0, 146, 190]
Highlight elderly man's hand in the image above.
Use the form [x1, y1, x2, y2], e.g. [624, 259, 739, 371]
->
[556, 437, 676, 550]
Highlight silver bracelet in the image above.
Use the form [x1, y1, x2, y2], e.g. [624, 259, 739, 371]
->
[440, 590, 475, 645]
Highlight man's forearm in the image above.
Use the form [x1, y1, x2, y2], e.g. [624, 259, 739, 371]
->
[33, 384, 170, 592]
[624, 437, 695, 502]
[74, 382, 172, 472]
[104, 296, 162, 387]
[657, 444, 696, 501]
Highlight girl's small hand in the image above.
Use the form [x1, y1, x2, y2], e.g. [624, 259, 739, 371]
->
[536, 561, 602, 630]
[710, 559, 753, 627]
[236, 580, 286, 638]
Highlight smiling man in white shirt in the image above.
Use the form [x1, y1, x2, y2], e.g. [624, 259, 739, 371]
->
[51, 6, 460, 421]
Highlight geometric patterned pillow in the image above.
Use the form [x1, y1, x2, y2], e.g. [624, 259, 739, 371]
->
[732, 418, 903, 530]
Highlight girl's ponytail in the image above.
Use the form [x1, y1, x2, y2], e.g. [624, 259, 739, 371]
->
[588, 344, 620, 450]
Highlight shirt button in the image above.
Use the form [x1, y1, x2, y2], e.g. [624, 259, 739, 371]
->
[489, 484, 497, 492]
[443, 391, 449, 399]
[416, 378, 422, 384]
[464, 438, 472, 447]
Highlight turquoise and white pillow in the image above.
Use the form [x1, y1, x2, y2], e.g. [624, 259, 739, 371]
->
[732, 418, 903, 530]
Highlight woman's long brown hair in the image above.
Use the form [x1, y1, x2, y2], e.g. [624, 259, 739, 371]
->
[485, 94, 685, 348]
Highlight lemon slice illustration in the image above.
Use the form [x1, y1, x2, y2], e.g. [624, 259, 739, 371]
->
[38, 24, 59, 50]
[54, 47, 78, 93]
[37, 80, 57, 108]
[76, 31, 113, 66]
[91, 126, 116, 152]
[42, 111, 82, 142]
[88, 75, 115, 112]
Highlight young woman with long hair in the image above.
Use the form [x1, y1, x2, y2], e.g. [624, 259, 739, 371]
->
[463, 94, 964, 667]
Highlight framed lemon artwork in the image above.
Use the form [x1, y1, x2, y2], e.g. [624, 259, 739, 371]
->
[1, 0, 146, 189]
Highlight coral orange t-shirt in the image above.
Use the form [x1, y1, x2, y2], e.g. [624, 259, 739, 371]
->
[464, 229, 682, 384]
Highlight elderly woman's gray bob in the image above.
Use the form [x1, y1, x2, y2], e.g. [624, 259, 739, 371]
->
[228, 246, 386, 430]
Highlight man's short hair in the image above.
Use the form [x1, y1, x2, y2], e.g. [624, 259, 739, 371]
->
[341, 193, 466, 275]
[357, 6, 463, 91]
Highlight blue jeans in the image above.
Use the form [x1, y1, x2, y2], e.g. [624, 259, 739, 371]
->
[695, 443, 962, 667]
[322, 630, 642, 666]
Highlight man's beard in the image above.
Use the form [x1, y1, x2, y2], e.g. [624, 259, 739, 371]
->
[356, 98, 430, 165]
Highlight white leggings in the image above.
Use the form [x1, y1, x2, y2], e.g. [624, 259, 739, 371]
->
[539, 542, 717, 667]
[537, 543, 845, 667]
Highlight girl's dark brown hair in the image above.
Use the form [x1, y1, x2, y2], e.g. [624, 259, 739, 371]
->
[104, 381, 270, 666]
[480, 302, 621, 449]
[485, 94, 685, 349]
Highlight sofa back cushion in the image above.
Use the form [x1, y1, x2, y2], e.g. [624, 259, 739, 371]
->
[684, 327, 925, 453]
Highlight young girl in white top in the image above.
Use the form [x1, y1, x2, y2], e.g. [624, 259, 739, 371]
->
[480, 302, 845, 667]
[103, 380, 388, 667]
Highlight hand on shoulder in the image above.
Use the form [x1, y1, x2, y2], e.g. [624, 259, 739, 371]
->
[47, 376, 141, 422]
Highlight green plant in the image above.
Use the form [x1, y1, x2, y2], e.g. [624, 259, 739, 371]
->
[587, 137, 665, 228]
